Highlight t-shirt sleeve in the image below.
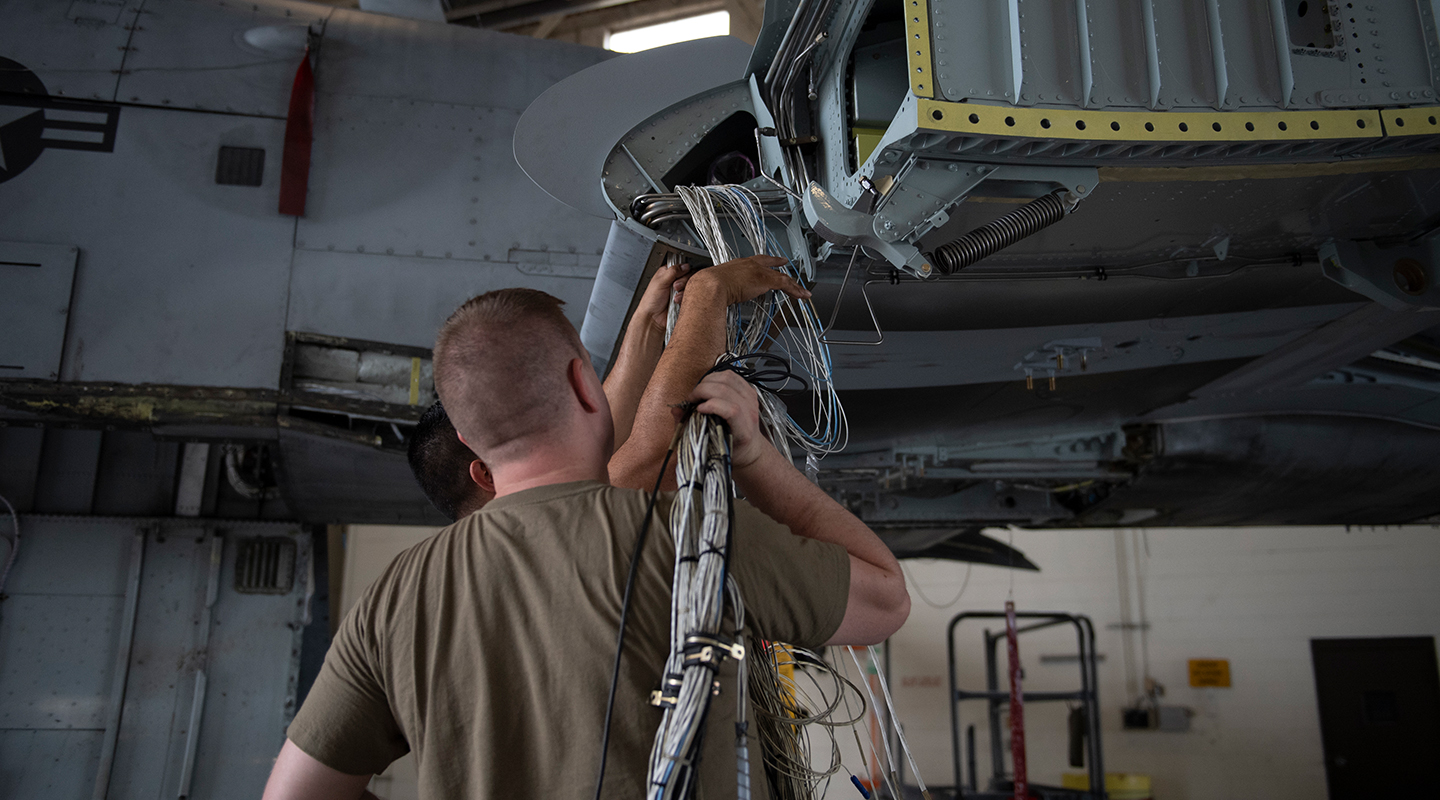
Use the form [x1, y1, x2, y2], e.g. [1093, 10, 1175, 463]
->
[727, 498, 850, 648]
[286, 588, 410, 776]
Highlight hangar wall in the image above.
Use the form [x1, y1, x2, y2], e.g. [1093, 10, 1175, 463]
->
[884, 524, 1440, 800]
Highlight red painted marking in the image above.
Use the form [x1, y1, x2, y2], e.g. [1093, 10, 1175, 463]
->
[1007, 601, 1027, 800]
[279, 51, 314, 217]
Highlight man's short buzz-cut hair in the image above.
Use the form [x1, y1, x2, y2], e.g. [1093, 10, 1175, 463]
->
[433, 288, 585, 459]
[407, 400, 481, 522]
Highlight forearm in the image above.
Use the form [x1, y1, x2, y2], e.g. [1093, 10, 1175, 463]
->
[602, 322, 665, 448]
[732, 447, 896, 573]
[608, 280, 728, 489]
[732, 446, 909, 644]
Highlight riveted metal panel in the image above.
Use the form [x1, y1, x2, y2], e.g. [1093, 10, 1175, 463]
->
[320, 8, 611, 112]
[1320, 0, 1436, 107]
[94, 522, 309, 800]
[104, 525, 212, 800]
[602, 82, 756, 222]
[1075, 0, 1153, 109]
[297, 96, 610, 266]
[116, 0, 329, 117]
[1150, 0, 1218, 109]
[1, 515, 133, 596]
[0, 594, 127, 728]
[1013, 0, 1086, 107]
[185, 525, 310, 799]
[0, 241, 78, 380]
[0, 730, 104, 798]
[1212, 0, 1283, 108]
[0, 0, 140, 102]
[825, 302, 1357, 390]
[0, 517, 135, 796]
[930, 0, 1015, 104]
[514, 37, 747, 218]
[904, 0, 935, 98]
[0, 106, 295, 388]
[285, 250, 596, 350]
[917, 97, 1384, 141]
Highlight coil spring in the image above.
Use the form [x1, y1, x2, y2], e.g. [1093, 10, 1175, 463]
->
[928, 191, 1069, 275]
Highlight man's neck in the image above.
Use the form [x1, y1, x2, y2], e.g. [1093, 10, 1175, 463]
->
[490, 451, 609, 498]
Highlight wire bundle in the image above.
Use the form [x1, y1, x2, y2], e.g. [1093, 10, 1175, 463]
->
[747, 643, 867, 800]
[643, 181, 940, 800]
[632, 189, 791, 228]
[672, 184, 848, 461]
[646, 413, 743, 800]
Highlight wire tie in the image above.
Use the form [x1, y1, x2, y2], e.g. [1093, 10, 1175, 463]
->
[684, 634, 745, 662]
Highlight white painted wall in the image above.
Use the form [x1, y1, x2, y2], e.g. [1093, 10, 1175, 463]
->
[340, 525, 440, 800]
[336, 523, 1440, 800]
[876, 524, 1440, 800]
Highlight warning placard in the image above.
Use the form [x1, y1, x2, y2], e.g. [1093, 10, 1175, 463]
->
[1189, 659, 1231, 687]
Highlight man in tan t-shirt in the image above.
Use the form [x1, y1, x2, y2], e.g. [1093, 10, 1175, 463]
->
[263, 265, 911, 799]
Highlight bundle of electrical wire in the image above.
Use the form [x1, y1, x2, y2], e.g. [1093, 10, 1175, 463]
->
[646, 413, 743, 800]
[746, 641, 870, 800]
[632, 189, 791, 229]
[672, 184, 848, 460]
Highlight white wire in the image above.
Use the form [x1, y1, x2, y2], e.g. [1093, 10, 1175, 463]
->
[647, 415, 738, 800]
[646, 183, 878, 799]
[845, 647, 903, 800]
[867, 645, 928, 795]
[674, 184, 848, 461]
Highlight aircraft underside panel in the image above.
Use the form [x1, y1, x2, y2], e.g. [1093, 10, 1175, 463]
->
[0, 516, 313, 800]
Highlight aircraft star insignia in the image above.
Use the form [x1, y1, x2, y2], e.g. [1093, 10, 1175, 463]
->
[0, 104, 43, 172]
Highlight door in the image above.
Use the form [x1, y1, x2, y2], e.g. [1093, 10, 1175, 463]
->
[1310, 637, 1440, 799]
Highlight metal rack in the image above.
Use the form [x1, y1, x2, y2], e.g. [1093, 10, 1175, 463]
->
[947, 611, 1104, 800]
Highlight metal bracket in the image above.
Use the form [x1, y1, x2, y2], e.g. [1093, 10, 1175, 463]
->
[1319, 239, 1440, 310]
[802, 181, 933, 277]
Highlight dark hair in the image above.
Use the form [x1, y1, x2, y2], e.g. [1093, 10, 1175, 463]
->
[407, 400, 483, 521]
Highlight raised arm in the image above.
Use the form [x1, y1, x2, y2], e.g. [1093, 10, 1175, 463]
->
[607, 255, 808, 490]
[688, 371, 909, 645]
[602, 263, 688, 448]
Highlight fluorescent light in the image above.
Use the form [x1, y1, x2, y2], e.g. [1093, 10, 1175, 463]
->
[605, 10, 730, 53]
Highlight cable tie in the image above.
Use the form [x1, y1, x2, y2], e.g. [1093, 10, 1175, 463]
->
[682, 648, 724, 671]
[684, 634, 745, 662]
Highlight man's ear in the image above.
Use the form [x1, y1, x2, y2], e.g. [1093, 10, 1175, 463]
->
[468, 460, 495, 496]
[567, 357, 603, 414]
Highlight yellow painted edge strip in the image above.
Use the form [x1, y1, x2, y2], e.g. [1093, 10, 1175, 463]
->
[408, 357, 421, 406]
[903, 0, 932, 99]
[1100, 154, 1440, 183]
[1382, 105, 1440, 137]
[916, 98, 1385, 142]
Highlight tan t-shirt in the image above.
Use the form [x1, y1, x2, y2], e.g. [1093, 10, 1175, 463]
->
[288, 480, 849, 799]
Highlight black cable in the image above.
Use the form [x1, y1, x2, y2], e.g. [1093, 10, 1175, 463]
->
[593, 417, 688, 800]
[706, 352, 809, 395]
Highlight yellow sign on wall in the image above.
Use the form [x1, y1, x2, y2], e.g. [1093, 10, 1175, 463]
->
[1189, 659, 1231, 687]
